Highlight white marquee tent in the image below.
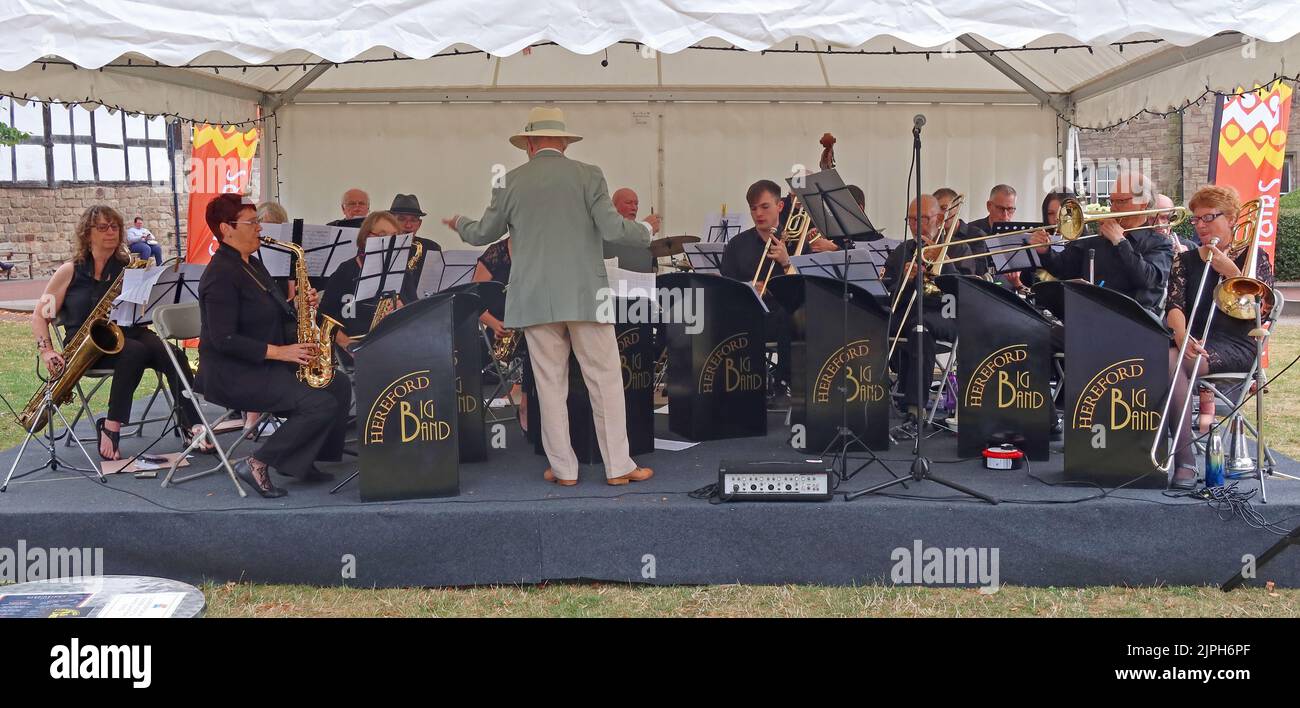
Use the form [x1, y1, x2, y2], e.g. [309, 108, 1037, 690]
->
[2, 1, 1299, 243]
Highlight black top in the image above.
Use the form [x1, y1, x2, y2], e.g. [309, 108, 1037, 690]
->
[951, 220, 991, 276]
[319, 256, 378, 338]
[1038, 226, 1172, 314]
[59, 256, 126, 335]
[1167, 246, 1274, 354]
[881, 238, 968, 311]
[197, 242, 298, 410]
[719, 227, 772, 284]
[478, 239, 511, 284]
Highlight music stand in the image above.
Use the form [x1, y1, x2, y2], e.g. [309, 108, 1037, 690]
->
[357, 234, 414, 302]
[683, 243, 725, 275]
[785, 168, 893, 486]
[704, 212, 743, 244]
[845, 120, 996, 505]
[416, 250, 480, 297]
[114, 261, 205, 326]
[791, 250, 888, 299]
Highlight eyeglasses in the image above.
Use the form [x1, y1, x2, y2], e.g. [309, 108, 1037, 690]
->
[92, 223, 120, 233]
[991, 205, 1017, 214]
[343, 201, 369, 209]
[1192, 212, 1225, 225]
[228, 219, 261, 227]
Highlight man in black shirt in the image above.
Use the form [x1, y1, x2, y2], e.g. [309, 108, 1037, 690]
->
[1030, 172, 1172, 316]
[883, 195, 968, 418]
[719, 180, 794, 392]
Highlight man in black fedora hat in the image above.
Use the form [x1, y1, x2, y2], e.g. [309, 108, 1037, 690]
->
[389, 193, 440, 283]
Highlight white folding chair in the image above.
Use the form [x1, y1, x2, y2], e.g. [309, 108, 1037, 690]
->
[150, 302, 249, 497]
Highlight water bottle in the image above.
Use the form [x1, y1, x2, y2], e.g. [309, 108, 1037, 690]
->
[1205, 431, 1225, 488]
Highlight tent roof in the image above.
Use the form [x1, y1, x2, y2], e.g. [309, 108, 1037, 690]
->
[2, 1, 1298, 128]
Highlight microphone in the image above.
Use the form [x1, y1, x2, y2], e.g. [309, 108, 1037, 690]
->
[913, 114, 927, 136]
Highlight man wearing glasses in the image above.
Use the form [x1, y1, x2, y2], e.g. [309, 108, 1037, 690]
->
[388, 194, 441, 286]
[328, 188, 370, 227]
[1149, 193, 1192, 254]
[1031, 170, 1173, 316]
[966, 184, 1019, 276]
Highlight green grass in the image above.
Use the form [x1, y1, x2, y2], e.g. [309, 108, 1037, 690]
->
[201, 582, 1300, 618]
[3, 313, 1299, 617]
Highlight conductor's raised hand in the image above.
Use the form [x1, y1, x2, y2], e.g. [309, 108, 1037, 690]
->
[442, 216, 461, 232]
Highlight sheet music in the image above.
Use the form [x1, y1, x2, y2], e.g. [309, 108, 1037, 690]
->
[684, 243, 726, 274]
[607, 260, 656, 298]
[300, 223, 358, 278]
[415, 249, 482, 296]
[254, 226, 293, 278]
[110, 266, 168, 324]
[357, 233, 414, 301]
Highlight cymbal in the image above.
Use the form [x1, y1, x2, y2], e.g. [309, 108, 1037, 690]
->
[650, 234, 700, 258]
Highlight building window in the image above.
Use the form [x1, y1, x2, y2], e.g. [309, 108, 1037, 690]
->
[1284, 152, 1295, 194]
[0, 97, 174, 188]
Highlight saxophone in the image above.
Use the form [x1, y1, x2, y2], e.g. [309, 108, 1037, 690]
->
[19, 257, 149, 434]
[261, 236, 342, 388]
[359, 237, 421, 336]
[491, 328, 520, 364]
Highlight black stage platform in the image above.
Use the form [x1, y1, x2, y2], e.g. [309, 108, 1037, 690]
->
[2, 399, 1298, 589]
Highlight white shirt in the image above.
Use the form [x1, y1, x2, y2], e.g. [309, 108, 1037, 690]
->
[126, 226, 154, 244]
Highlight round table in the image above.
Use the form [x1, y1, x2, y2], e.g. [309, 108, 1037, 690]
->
[0, 575, 205, 618]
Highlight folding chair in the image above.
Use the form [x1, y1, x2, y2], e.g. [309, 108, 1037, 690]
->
[480, 323, 524, 424]
[1198, 288, 1291, 485]
[925, 337, 959, 432]
[149, 302, 249, 497]
[53, 320, 175, 447]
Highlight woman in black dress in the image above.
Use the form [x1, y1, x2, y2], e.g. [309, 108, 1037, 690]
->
[197, 194, 351, 497]
[30, 205, 207, 460]
[319, 210, 404, 355]
[1163, 185, 1274, 489]
[472, 237, 531, 430]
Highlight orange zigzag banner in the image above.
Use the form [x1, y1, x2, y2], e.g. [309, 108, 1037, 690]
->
[1209, 81, 1293, 263]
[185, 124, 260, 265]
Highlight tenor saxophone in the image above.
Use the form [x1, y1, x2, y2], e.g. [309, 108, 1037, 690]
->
[261, 236, 341, 388]
[19, 257, 149, 433]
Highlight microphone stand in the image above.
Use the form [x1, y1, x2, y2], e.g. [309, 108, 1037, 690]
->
[848, 116, 996, 504]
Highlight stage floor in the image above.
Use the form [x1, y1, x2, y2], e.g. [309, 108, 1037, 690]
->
[2, 398, 1298, 589]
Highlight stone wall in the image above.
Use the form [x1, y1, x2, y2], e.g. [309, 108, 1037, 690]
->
[1079, 92, 1300, 203]
[0, 129, 260, 277]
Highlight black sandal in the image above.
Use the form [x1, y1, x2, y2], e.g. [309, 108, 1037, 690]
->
[1170, 464, 1199, 491]
[182, 425, 217, 455]
[95, 418, 120, 461]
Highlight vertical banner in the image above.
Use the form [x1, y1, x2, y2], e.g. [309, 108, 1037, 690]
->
[185, 124, 260, 264]
[1209, 82, 1293, 262]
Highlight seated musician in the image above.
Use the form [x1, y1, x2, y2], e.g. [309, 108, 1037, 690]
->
[388, 194, 441, 276]
[882, 195, 970, 422]
[934, 187, 989, 277]
[319, 210, 407, 355]
[1162, 186, 1274, 490]
[718, 180, 796, 394]
[473, 236, 530, 430]
[604, 188, 657, 272]
[197, 194, 351, 498]
[31, 205, 209, 460]
[1031, 170, 1173, 316]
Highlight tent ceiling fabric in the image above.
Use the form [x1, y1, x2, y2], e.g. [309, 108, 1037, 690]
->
[0, 2, 1297, 127]
[3, 0, 1300, 71]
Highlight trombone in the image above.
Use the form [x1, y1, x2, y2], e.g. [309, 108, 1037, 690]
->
[751, 193, 818, 297]
[923, 198, 1190, 268]
[1148, 199, 1261, 474]
[887, 194, 964, 362]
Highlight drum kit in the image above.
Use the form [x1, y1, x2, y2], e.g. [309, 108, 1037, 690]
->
[651, 233, 700, 272]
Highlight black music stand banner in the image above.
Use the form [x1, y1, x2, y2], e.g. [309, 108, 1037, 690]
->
[658, 272, 767, 441]
[353, 295, 462, 501]
[421, 291, 488, 463]
[1061, 281, 1170, 488]
[767, 274, 890, 451]
[954, 276, 1053, 460]
[528, 313, 656, 464]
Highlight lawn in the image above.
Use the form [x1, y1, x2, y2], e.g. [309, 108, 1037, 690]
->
[3, 311, 1299, 617]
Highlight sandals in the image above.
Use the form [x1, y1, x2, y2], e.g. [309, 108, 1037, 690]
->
[95, 418, 120, 461]
[182, 425, 217, 455]
[1170, 463, 1199, 491]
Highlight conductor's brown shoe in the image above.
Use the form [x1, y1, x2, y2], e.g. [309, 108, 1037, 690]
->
[543, 468, 578, 486]
[608, 467, 653, 486]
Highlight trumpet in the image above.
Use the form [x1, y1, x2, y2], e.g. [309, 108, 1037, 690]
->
[925, 198, 1189, 268]
[1148, 199, 1261, 474]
